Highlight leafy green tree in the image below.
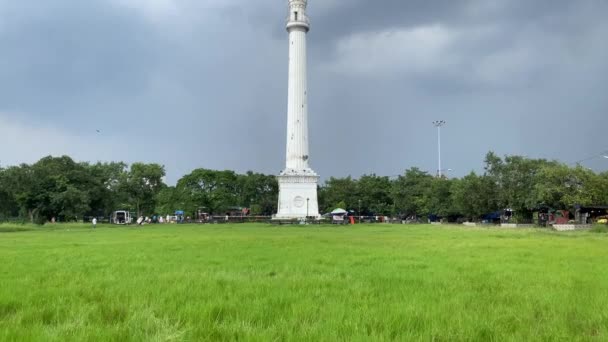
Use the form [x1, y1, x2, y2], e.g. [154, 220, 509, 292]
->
[2, 156, 96, 223]
[451, 172, 500, 221]
[391, 168, 433, 218]
[86, 162, 128, 216]
[0, 166, 18, 219]
[484, 152, 558, 217]
[155, 186, 182, 215]
[237, 172, 278, 215]
[35, 156, 96, 221]
[534, 164, 605, 209]
[1, 164, 33, 221]
[601, 172, 608, 205]
[50, 185, 90, 220]
[427, 177, 457, 218]
[483, 151, 504, 178]
[176, 169, 239, 215]
[357, 174, 393, 215]
[122, 163, 166, 217]
[318, 176, 358, 213]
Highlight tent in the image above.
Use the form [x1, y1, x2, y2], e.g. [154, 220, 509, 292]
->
[330, 208, 348, 224]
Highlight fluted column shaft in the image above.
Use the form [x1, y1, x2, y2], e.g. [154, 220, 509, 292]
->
[285, 27, 309, 171]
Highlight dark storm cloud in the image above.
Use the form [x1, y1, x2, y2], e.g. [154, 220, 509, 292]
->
[312, 0, 466, 42]
[0, 1, 160, 118]
[1, 0, 607, 182]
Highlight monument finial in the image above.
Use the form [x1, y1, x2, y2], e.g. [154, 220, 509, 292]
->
[287, 0, 309, 31]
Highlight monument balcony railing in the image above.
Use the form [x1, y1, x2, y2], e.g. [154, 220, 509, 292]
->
[285, 16, 310, 26]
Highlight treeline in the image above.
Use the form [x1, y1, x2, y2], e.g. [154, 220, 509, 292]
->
[0, 156, 277, 224]
[319, 152, 608, 221]
[1, 152, 607, 223]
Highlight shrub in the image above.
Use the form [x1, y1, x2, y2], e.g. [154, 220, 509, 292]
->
[590, 225, 608, 233]
[34, 215, 47, 226]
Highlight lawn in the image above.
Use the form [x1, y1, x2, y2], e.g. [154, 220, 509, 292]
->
[1, 223, 608, 341]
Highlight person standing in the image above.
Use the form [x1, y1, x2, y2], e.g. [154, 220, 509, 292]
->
[92, 217, 97, 229]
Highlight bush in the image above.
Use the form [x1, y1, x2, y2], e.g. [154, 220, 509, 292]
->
[0, 224, 33, 233]
[33, 215, 47, 226]
[590, 225, 608, 233]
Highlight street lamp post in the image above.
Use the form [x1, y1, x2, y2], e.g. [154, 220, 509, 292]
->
[358, 199, 362, 224]
[306, 198, 310, 224]
[432, 120, 446, 177]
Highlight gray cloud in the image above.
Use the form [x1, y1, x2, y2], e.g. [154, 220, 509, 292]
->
[1, 0, 607, 182]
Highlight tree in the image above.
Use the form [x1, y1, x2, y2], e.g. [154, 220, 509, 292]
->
[34, 156, 97, 221]
[601, 172, 608, 205]
[357, 174, 393, 215]
[484, 152, 558, 217]
[451, 172, 500, 221]
[86, 162, 128, 217]
[122, 163, 166, 217]
[0, 167, 18, 219]
[235, 172, 278, 215]
[391, 168, 433, 218]
[534, 164, 605, 209]
[1, 164, 34, 221]
[318, 176, 358, 213]
[484, 151, 504, 177]
[155, 186, 182, 215]
[426, 177, 457, 218]
[176, 169, 239, 215]
[1, 156, 97, 223]
[50, 185, 91, 220]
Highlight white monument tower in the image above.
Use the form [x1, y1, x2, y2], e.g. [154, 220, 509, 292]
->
[275, 0, 320, 219]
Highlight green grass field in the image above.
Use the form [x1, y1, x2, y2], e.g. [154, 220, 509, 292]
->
[1, 223, 608, 341]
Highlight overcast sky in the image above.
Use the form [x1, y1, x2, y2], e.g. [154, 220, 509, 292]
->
[1, 0, 607, 183]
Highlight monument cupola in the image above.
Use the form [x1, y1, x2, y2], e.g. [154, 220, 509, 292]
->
[287, 0, 309, 31]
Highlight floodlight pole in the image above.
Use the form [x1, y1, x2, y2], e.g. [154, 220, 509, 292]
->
[433, 120, 446, 177]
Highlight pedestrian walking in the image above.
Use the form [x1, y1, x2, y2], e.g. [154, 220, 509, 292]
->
[92, 217, 97, 229]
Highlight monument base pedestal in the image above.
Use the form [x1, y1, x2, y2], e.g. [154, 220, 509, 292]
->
[274, 170, 320, 219]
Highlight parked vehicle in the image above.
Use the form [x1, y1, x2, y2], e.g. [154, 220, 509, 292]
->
[112, 210, 132, 225]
